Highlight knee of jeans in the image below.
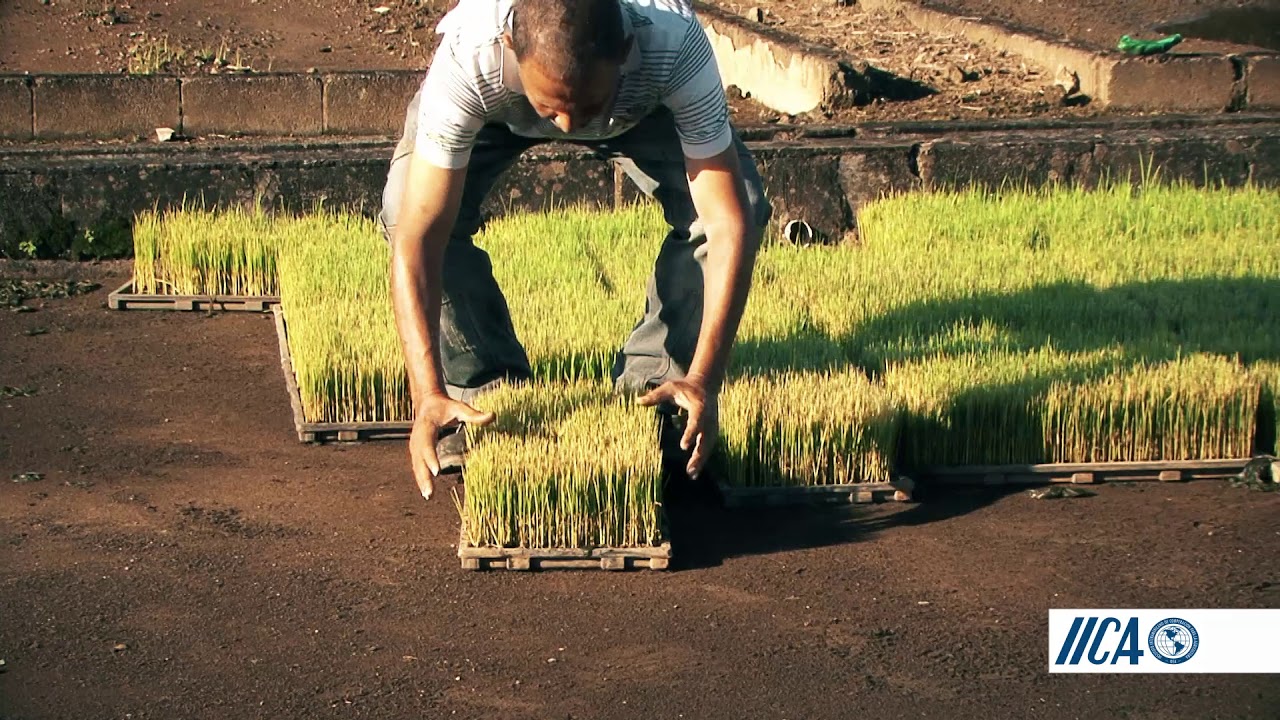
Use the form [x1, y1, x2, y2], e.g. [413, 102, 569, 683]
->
[744, 189, 772, 253]
[747, 183, 773, 232]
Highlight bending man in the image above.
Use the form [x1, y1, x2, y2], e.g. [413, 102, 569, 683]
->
[381, 0, 771, 500]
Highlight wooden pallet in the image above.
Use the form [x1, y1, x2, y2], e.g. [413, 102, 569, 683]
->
[273, 306, 413, 443]
[108, 281, 278, 312]
[916, 458, 1254, 486]
[458, 530, 672, 571]
[717, 477, 915, 508]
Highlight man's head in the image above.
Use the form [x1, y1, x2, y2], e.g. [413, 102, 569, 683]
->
[506, 0, 632, 133]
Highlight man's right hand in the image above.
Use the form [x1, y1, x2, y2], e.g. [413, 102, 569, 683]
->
[409, 393, 496, 500]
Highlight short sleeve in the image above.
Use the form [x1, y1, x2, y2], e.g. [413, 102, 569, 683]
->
[413, 41, 487, 169]
[660, 20, 733, 159]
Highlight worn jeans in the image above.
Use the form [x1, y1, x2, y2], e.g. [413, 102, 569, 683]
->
[379, 90, 772, 399]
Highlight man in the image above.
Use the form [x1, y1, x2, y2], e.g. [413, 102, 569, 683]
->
[381, 0, 771, 501]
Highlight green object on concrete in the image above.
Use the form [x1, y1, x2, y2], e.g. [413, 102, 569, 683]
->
[1117, 33, 1184, 55]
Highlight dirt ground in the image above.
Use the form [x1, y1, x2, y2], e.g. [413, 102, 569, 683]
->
[2, 263, 1278, 719]
[0, 0, 1101, 126]
[711, 1, 1097, 124]
[0, 0, 448, 74]
[919, 0, 1280, 53]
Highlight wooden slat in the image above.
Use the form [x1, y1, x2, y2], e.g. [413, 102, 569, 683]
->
[718, 479, 910, 508]
[920, 458, 1252, 486]
[924, 459, 1250, 475]
[108, 281, 279, 312]
[272, 306, 312, 444]
[457, 530, 672, 571]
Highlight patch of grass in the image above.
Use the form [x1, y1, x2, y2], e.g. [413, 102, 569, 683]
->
[719, 369, 899, 487]
[756, 181, 1280, 470]
[133, 205, 284, 296]
[142, 180, 1280, 515]
[276, 212, 402, 423]
[127, 34, 182, 74]
[458, 381, 663, 549]
[482, 203, 663, 381]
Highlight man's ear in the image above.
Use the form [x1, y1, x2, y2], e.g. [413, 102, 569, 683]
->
[502, 31, 514, 50]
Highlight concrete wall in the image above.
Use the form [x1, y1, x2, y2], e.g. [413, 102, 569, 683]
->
[2, 117, 1276, 256]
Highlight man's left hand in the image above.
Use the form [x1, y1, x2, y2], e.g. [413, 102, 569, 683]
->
[637, 377, 718, 479]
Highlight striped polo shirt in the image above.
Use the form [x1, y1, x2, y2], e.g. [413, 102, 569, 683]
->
[414, 0, 732, 169]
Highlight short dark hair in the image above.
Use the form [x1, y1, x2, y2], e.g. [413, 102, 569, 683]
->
[510, 0, 627, 87]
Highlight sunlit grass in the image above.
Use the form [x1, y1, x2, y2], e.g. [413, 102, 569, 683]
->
[458, 381, 663, 549]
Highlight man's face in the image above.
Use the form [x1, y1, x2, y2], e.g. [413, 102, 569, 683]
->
[517, 57, 620, 134]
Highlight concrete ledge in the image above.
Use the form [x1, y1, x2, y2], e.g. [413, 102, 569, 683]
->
[323, 71, 421, 136]
[860, 0, 1110, 103]
[183, 74, 322, 136]
[1106, 56, 1238, 112]
[0, 76, 32, 140]
[861, 0, 1276, 112]
[1248, 56, 1280, 110]
[695, 2, 866, 115]
[838, 145, 921, 217]
[752, 148, 852, 239]
[1, 116, 1277, 257]
[918, 137, 1098, 188]
[33, 74, 179, 140]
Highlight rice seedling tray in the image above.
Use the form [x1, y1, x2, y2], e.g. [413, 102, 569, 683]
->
[108, 281, 278, 312]
[917, 458, 1255, 486]
[273, 306, 412, 443]
[717, 478, 914, 508]
[458, 530, 672, 571]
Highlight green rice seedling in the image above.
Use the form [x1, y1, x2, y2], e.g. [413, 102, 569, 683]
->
[799, 180, 1280, 467]
[132, 203, 280, 296]
[459, 381, 663, 549]
[883, 348, 1133, 467]
[276, 203, 670, 422]
[1042, 354, 1260, 463]
[718, 369, 900, 487]
[191, 180, 1280, 479]
[276, 212, 407, 423]
[826, 181, 1280, 372]
[481, 203, 665, 382]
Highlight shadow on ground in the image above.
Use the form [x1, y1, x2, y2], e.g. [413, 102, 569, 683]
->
[661, 472, 1025, 571]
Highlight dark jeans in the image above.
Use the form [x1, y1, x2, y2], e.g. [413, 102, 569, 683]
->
[379, 89, 772, 399]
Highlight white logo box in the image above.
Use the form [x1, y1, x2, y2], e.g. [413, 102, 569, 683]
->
[1049, 609, 1280, 673]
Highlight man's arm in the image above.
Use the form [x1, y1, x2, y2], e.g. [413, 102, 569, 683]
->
[391, 153, 495, 499]
[683, 146, 757, 394]
[638, 145, 759, 478]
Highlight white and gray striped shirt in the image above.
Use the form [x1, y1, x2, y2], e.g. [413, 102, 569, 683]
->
[415, 0, 732, 169]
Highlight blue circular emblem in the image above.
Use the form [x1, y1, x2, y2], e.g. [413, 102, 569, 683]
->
[1148, 618, 1199, 664]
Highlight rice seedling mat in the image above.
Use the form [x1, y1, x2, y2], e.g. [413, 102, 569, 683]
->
[457, 529, 672, 571]
[918, 458, 1256, 486]
[273, 306, 412, 443]
[717, 477, 915, 508]
[108, 280, 278, 312]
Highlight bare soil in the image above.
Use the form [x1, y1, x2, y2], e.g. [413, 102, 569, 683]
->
[0, 0, 447, 74]
[917, 0, 1280, 53]
[2, 263, 1279, 719]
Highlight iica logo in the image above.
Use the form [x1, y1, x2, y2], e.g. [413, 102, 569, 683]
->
[1148, 617, 1200, 664]
[1053, 616, 1146, 666]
